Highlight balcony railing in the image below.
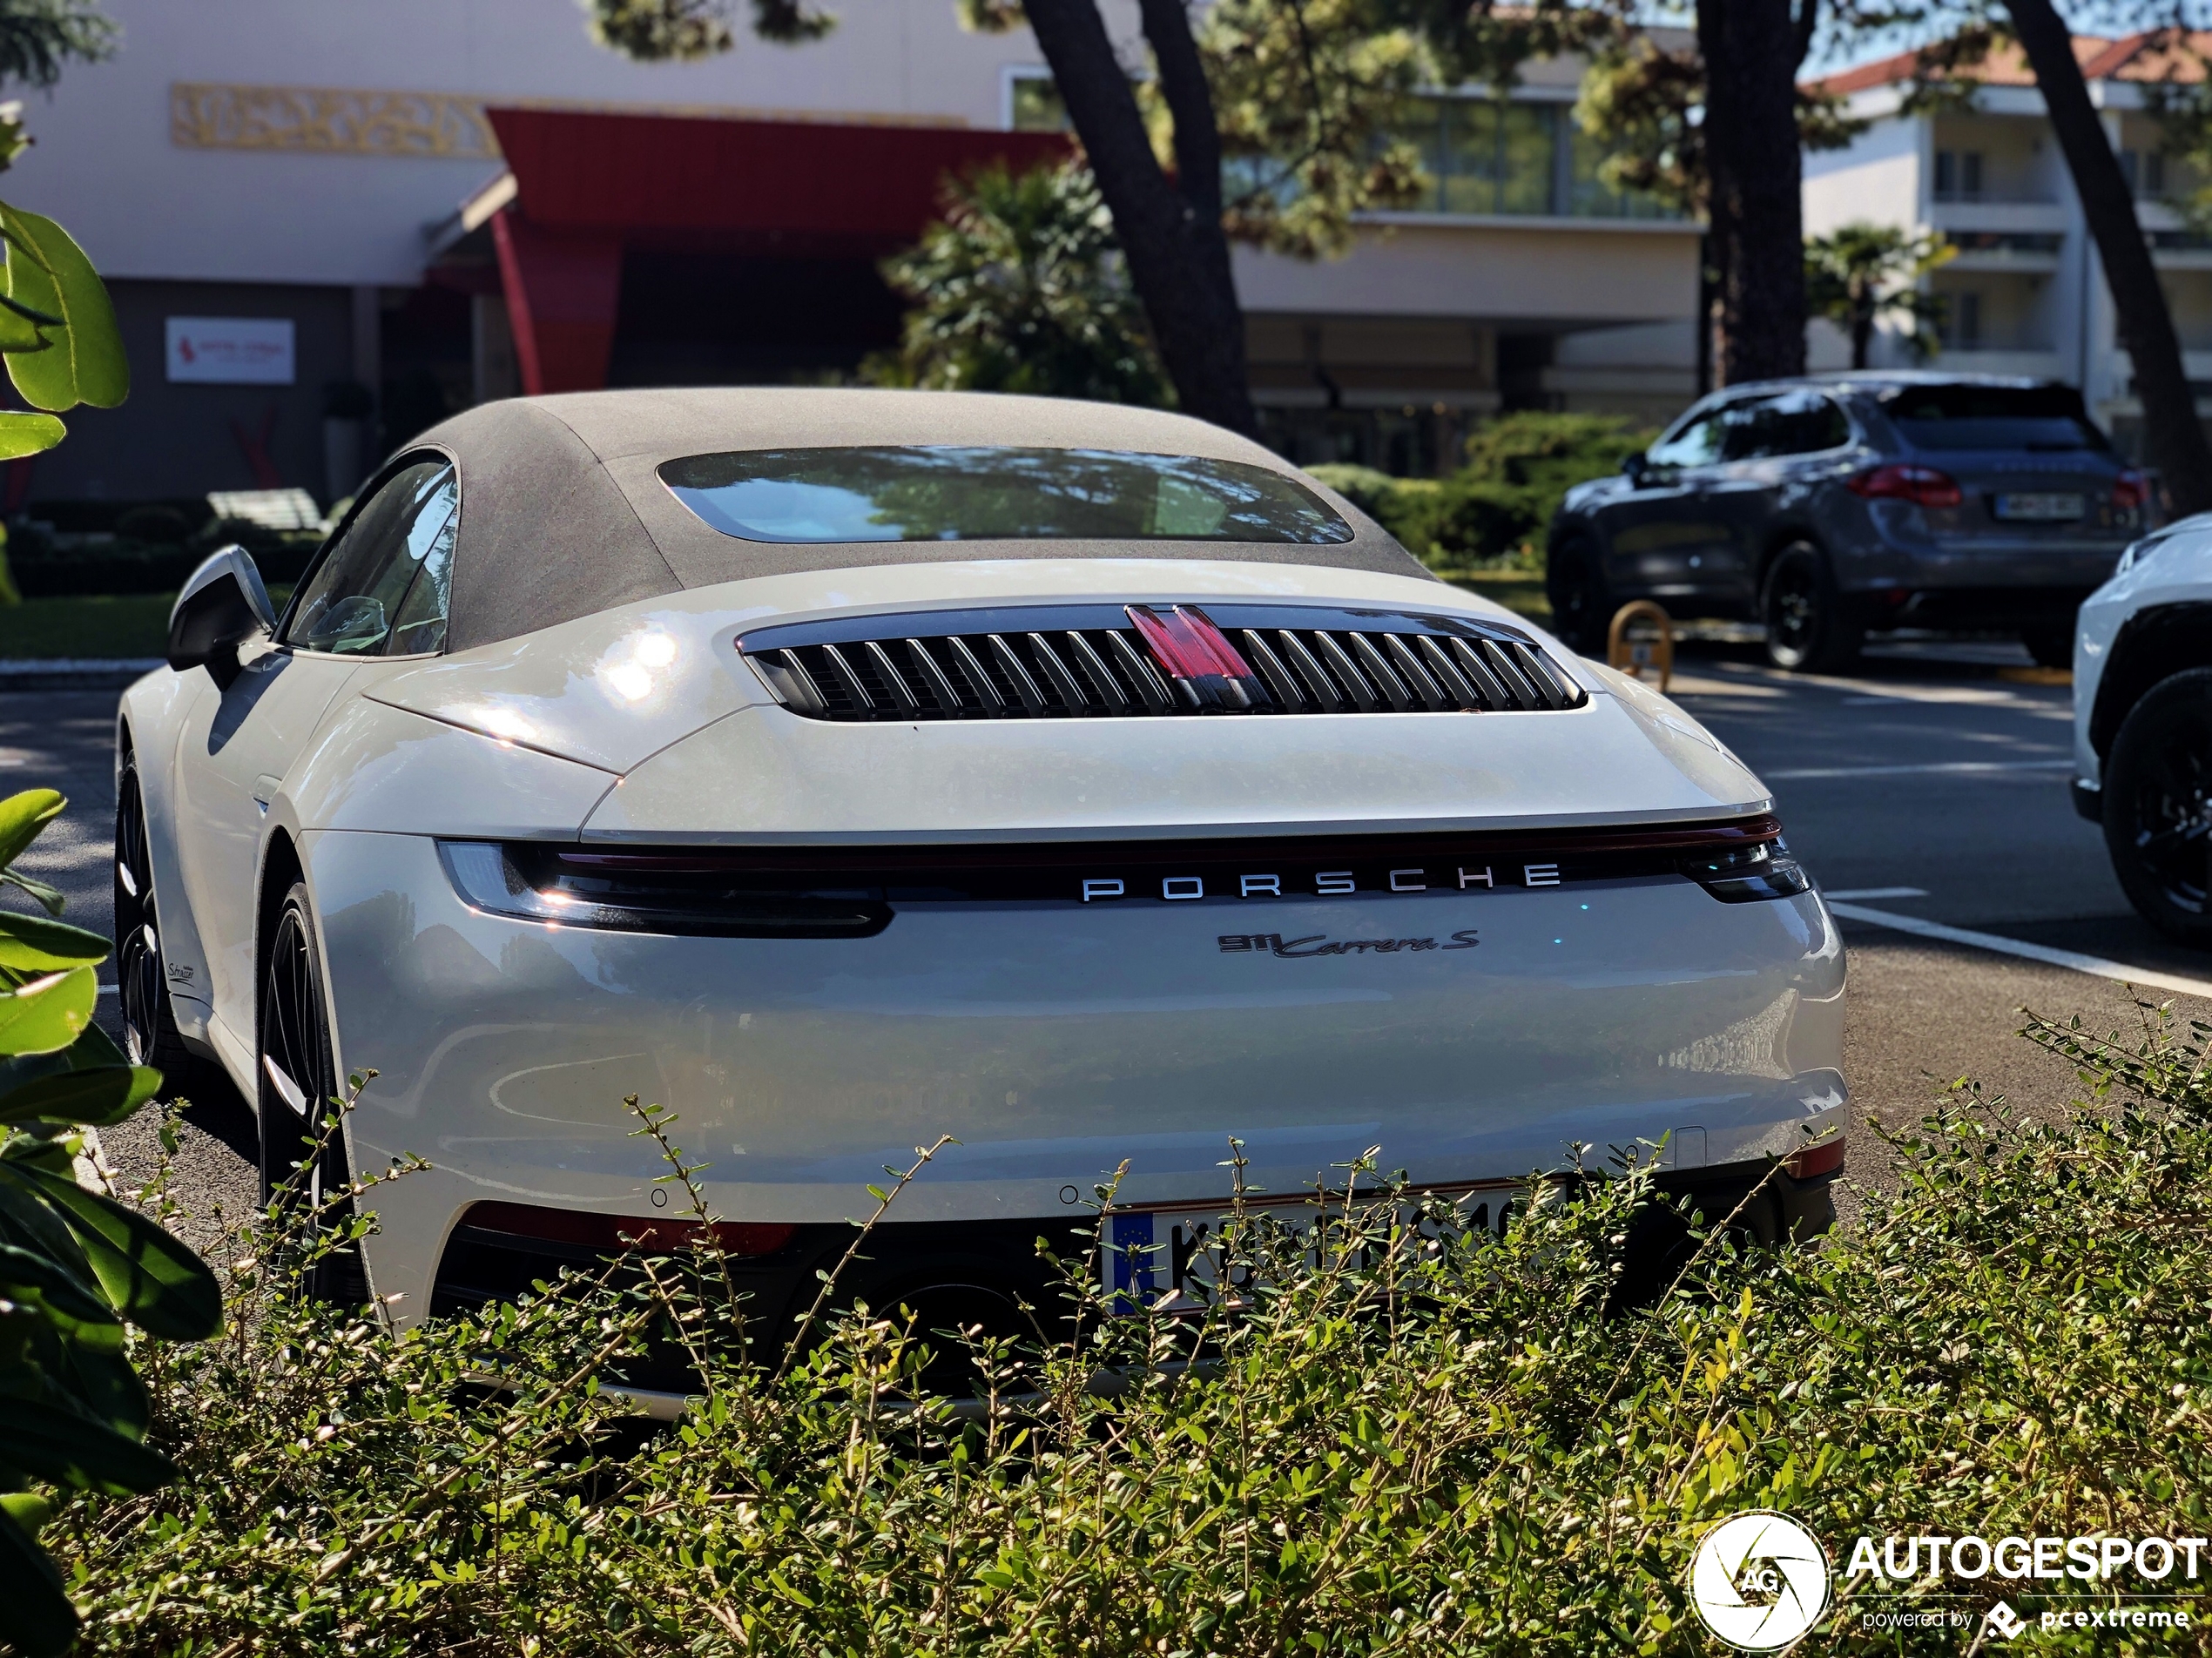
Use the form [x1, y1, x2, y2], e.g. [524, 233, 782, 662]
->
[1932, 189, 2062, 206]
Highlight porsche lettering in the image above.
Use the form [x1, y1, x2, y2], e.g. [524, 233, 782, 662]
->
[1079, 864, 1554, 900]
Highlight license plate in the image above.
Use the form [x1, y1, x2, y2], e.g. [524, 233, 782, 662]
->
[1101, 1195, 1516, 1311]
[1993, 492, 2084, 522]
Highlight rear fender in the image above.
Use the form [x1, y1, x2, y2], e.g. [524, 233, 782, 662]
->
[118, 669, 216, 1045]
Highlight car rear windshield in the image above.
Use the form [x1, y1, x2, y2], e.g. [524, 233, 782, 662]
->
[659, 447, 1353, 545]
[1882, 384, 2108, 453]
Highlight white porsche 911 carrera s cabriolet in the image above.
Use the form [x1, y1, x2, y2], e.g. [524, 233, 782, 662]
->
[117, 388, 1844, 1348]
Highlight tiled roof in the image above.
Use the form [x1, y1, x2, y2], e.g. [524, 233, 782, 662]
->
[1811, 30, 2212, 95]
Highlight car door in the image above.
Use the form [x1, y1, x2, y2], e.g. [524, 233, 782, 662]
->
[1593, 400, 1741, 600]
[1697, 390, 1856, 607]
[171, 456, 461, 1048]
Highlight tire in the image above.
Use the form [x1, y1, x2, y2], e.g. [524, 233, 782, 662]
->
[1760, 542, 1862, 673]
[114, 752, 195, 1076]
[2020, 622, 2074, 671]
[2102, 668, 2212, 947]
[258, 881, 366, 1299]
[1545, 536, 1611, 654]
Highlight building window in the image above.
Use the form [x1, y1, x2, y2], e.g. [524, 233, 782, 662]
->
[1386, 95, 1674, 219]
[1007, 69, 1066, 132]
[2121, 148, 2167, 199]
[1933, 149, 1983, 201]
[1946, 290, 1982, 349]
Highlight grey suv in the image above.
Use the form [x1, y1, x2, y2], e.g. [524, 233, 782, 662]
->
[1546, 372, 2149, 671]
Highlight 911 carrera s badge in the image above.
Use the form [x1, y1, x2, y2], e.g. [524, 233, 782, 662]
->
[1220, 930, 1478, 955]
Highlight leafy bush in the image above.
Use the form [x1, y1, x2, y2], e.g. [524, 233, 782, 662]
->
[36, 1003, 2212, 1655]
[1313, 412, 1652, 573]
[3, 519, 321, 600]
[0, 791, 219, 1656]
[868, 160, 1172, 408]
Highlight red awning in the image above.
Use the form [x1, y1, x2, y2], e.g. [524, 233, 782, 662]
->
[477, 107, 1068, 395]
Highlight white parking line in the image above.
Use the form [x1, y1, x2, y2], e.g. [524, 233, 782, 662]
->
[1766, 758, 2074, 779]
[1825, 901, 2212, 1001]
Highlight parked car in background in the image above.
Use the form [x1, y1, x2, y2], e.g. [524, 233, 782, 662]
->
[117, 388, 1845, 1390]
[1547, 373, 2149, 672]
[2074, 511, 2212, 944]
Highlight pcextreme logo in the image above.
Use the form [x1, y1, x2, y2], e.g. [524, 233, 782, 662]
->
[1688, 1511, 1833, 1651]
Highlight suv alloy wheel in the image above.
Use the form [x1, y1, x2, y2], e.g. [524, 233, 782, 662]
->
[1761, 543, 1862, 674]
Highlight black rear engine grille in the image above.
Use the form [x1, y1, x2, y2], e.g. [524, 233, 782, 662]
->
[739, 603, 1586, 720]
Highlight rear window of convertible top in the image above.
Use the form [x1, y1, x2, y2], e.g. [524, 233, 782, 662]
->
[658, 447, 1354, 545]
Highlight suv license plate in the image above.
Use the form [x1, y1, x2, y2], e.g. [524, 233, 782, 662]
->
[1993, 492, 2085, 522]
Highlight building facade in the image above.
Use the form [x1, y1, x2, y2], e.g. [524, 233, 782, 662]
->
[9, 0, 1698, 508]
[1805, 33, 2212, 455]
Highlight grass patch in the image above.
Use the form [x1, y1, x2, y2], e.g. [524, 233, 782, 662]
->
[0, 593, 175, 659]
[41, 1007, 2212, 1654]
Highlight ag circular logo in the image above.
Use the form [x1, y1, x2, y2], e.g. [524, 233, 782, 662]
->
[1689, 1511, 1832, 1651]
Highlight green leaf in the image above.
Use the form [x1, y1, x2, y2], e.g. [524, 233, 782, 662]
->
[0, 298, 47, 351]
[1, 871, 64, 917]
[0, 411, 63, 461]
[0, 913, 107, 973]
[0, 1491, 51, 1536]
[0, 1500, 78, 1658]
[3, 1163, 220, 1339]
[0, 294, 63, 330]
[0, 1240, 118, 1325]
[0, 968, 93, 1058]
[0, 1062, 160, 1128]
[0, 1392, 176, 1494]
[0, 1019, 158, 1127]
[0, 206, 126, 411]
[0, 790, 62, 868]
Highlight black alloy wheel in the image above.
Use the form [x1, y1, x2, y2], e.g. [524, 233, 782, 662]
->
[1545, 537, 1611, 655]
[259, 881, 366, 1297]
[2103, 669, 2212, 947]
[115, 754, 192, 1074]
[1760, 543, 1862, 674]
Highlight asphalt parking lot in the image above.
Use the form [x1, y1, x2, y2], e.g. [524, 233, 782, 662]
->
[8, 639, 2201, 1236]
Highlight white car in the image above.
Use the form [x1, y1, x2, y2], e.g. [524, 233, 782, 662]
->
[2073, 510, 2212, 943]
[116, 389, 1845, 1355]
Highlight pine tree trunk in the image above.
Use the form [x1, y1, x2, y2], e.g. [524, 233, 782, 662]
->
[2006, 0, 2212, 518]
[1022, 0, 1258, 435]
[1696, 0, 1810, 384]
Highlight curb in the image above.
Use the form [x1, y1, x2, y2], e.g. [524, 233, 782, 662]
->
[0, 658, 162, 692]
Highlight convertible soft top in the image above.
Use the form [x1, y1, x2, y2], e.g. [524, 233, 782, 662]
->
[403, 388, 1428, 653]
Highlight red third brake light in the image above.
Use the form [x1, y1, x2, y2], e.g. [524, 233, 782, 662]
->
[2114, 468, 2150, 511]
[1846, 463, 1962, 510]
[1126, 604, 1265, 708]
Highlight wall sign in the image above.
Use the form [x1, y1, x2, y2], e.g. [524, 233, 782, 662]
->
[165, 316, 295, 384]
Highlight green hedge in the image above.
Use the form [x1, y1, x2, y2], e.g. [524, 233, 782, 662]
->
[42, 1007, 2212, 1655]
[1312, 412, 1652, 575]
[4, 520, 322, 599]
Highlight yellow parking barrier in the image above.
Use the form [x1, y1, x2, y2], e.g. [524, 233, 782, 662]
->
[1607, 600, 1675, 692]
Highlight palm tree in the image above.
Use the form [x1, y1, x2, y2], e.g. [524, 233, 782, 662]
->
[1804, 222, 1955, 369]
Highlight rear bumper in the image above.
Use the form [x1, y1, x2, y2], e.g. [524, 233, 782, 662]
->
[304, 827, 1847, 1328]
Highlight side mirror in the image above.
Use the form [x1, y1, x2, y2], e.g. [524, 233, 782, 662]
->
[168, 546, 276, 691]
[1622, 452, 1650, 486]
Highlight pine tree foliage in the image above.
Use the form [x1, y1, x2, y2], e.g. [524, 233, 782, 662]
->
[868, 160, 1172, 407]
